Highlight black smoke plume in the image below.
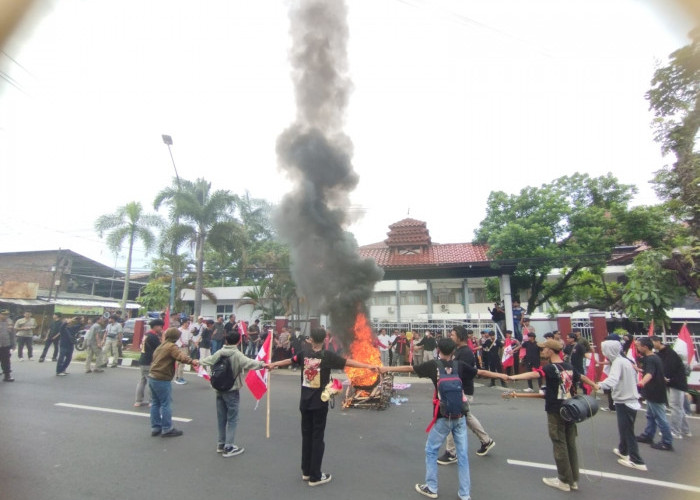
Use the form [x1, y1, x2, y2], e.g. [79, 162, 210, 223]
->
[274, 0, 384, 345]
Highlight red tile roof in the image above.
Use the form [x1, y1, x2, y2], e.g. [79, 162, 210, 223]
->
[359, 242, 490, 268]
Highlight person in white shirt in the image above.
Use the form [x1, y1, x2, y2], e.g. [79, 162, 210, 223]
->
[102, 316, 123, 368]
[174, 320, 194, 384]
[377, 329, 391, 366]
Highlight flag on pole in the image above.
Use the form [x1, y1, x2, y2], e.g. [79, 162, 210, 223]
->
[627, 339, 642, 382]
[583, 351, 597, 395]
[648, 320, 654, 337]
[245, 333, 273, 400]
[501, 338, 514, 369]
[196, 365, 210, 381]
[674, 323, 697, 368]
[163, 306, 170, 330]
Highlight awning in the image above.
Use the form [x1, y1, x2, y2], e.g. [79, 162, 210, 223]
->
[54, 299, 140, 310]
[0, 298, 51, 306]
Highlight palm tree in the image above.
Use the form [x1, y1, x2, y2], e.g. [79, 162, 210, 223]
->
[154, 178, 238, 316]
[95, 202, 163, 315]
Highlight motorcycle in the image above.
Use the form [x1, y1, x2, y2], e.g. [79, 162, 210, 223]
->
[74, 329, 87, 351]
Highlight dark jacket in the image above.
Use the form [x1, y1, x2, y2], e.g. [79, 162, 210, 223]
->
[656, 345, 688, 392]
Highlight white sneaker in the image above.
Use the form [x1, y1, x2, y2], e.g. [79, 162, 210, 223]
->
[542, 477, 571, 492]
[613, 448, 629, 460]
[684, 431, 693, 438]
[617, 458, 647, 471]
[571, 482, 578, 491]
[523, 388, 534, 393]
[222, 445, 244, 457]
[309, 473, 332, 487]
[671, 432, 683, 440]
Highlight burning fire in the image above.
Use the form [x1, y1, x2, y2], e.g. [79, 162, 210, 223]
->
[344, 312, 380, 387]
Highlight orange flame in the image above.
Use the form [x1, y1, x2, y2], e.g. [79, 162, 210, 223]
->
[344, 312, 380, 386]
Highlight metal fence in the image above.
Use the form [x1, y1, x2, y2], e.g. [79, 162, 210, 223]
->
[371, 319, 497, 337]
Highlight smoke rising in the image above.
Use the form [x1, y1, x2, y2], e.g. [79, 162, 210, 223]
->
[274, 0, 383, 344]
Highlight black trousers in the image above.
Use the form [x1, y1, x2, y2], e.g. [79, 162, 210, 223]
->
[41, 337, 59, 360]
[301, 405, 329, 481]
[0, 346, 11, 375]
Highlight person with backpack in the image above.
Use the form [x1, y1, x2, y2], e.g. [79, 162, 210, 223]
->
[380, 337, 507, 500]
[268, 327, 379, 487]
[506, 339, 596, 492]
[199, 329, 269, 457]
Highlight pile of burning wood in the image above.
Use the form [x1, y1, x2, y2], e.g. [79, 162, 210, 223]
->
[342, 372, 394, 410]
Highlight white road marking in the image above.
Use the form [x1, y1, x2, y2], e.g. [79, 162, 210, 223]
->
[507, 459, 700, 493]
[55, 403, 192, 422]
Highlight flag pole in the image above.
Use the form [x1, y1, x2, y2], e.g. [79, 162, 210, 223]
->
[266, 331, 272, 439]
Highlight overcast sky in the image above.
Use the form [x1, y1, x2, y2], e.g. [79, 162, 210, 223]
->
[0, 0, 694, 273]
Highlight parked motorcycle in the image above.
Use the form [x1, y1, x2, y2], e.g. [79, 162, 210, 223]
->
[74, 329, 87, 351]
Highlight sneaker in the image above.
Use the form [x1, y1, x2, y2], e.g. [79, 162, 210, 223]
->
[650, 442, 673, 451]
[133, 402, 149, 407]
[476, 439, 495, 457]
[635, 434, 652, 444]
[571, 482, 579, 491]
[161, 428, 183, 437]
[222, 445, 244, 457]
[542, 477, 571, 492]
[437, 451, 457, 465]
[39, 357, 45, 363]
[217, 443, 225, 453]
[684, 431, 693, 438]
[617, 458, 647, 471]
[600, 407, 610, 412]
[671, 432, 683, 440]
[302, 474, 310, 481]
[414, 483, 437, 498]
[3, 375, 15, 382]
[613, 448, 629, 460]
[94, 369, 104, 373]
[174, 378, 187, 385]
[309, 473, 332, 487]
[523, 388, 534, 393]
[151, 429, 162, 437]
[57, 372, 67, 376]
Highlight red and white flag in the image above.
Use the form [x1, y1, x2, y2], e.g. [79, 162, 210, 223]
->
[648, 320, 654, 337]
[245, 333, 272, 401]
[239, 320, 248, 340]
[583, 351, 598, 395]
[196, 365, 210, 381]
[163, 306, 170, 330]
[674, 323, 697, 368]
[501, 338, 514, 369]
[627, 340, 642, 382]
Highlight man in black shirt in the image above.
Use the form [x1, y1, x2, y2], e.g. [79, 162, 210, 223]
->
[651, 335, 690, 438]
[381, 337, 506, 499]
[521, 331, 542, 392]
[483, 331, 505, 387]
[635, 337, 673, 451]
[134, 319, 163, 407]
[39, 313, 63, 362]
[270, 327, 378, 487]
[508, 339, 595, 493]
[564, 333, 586, 392]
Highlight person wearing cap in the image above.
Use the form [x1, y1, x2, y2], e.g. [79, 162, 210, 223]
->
[507, 339, 595, 492]
[595, 338, 647, 471]
[521, 331, 542, 392]
[0, 309, 16, 381]
[134, 318, 163, 407]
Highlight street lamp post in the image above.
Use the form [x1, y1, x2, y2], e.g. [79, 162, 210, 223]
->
[162, 134, 180, 312]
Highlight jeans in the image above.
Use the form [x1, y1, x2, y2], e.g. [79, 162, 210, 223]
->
[641, 400, 673, 446]
[148, 377, 173, 432]
[216, 390, 241, 446]
[615, 403, 644, 464]
[56, 343, 74, 374]
[16, 337, 33, 359]
[301, 405, 329, 482]
[211, 339, 222, 354]
[135, 364, 151, 404]
[547, 412, 578, 485]
[426, 417, 470, 500]
[668, 388, 690, 436]
[446, 411, 490, 453]
[245, 342, 258, 358]
[40, 337, 59, 360]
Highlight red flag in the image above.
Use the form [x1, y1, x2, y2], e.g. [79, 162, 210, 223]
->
[627, 340, 642, 382]
[163, 306, 170, 330]
[501, 338, 514, 369]
[583, 351, 597, 395]
[648, 320, 654, 337]
[245, 333, 273, 400]
[674, 323, 697, 368]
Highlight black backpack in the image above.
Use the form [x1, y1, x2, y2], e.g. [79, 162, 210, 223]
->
[436, 360, 469, 419]
[210, 355, 238, 392]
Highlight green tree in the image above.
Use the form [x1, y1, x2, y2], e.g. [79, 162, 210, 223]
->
[154, 178, 238, 316]
[646, 28, 700, 235]
[136, 280, 170, 311]
[95, 202, 162, 315]
[475, 173, 666, 313]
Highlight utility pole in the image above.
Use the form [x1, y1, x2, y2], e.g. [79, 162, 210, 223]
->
[162, 134, 180, 312]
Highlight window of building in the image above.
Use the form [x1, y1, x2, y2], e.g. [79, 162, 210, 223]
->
[468, 288, 487, 303]
[368, 292, 397, 306]
[216, 304, 234, 314]
[400, 291, 427, 305]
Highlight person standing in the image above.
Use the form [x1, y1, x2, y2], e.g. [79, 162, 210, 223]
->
[14, 311, 37, 361]
[174, 319, 195, 384]
[56, 317, 80, 376]
[39, 313, 63, 362]
[596, 339, 647, 471]
[0, 310, 15, 381]
[392, 330, 410, 366]
[635, 337, 673, 451]
[521, 332, 542, 392]
[269, 327, 379, 487]
[483, 331, 505, 387]
[199, 329, 268, 457]
[511, 300, 525, 341]
[134, 318, 163, 407]
[211, 315, 225, 354]
[84, 317, 106, 373]
[102, 316, 122, 368]
[197, 320, 214, 373]
[564, 333, 586, 392]
[147, 327, 199, 437]
[377, 328, 391, 366]
[245, 319, 261, 358]
[651, 335, 691, 439]
[416, 330, 437, 363]
[382, 337, 507, 500]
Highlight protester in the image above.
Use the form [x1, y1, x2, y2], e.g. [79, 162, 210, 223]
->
[596, 339, 647, 471]
[199, 330, 269, 457]
[0, 310, 15, 381]
[269, 327, 379, 487]
[635, 337, 673, 451]
[134, 319, 163, 407]
[102, 316, 122, 368]
[14, 311, 37, 361]
[39, 312, 63, 362]
[651, 335, 691, 439]
[84, 317, 106, 373]
[521, 331, 542, 392]
[56, 317, 81, 376]
[147, 327, 199, 437]
[212, 315, 225, 354]
[507, 339, 595, 492]
[174, 319, 195, 384]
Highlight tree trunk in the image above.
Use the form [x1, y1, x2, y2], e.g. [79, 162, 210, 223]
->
[194, 232, 205, 316]
[120, 230, 135, 317]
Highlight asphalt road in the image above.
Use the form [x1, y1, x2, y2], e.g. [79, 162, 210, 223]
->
[1, 358, 699, 500]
